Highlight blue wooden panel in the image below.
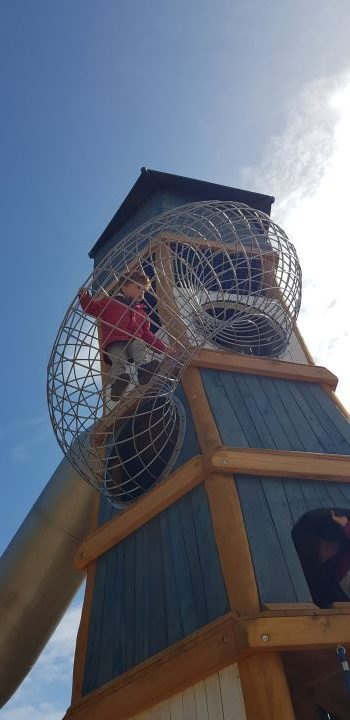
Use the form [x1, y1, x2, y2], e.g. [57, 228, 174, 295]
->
[159, 511, 184, 646]
[236, 474, 300, 603]
[82, 550, 109, 694]
[175, 492, 208, 627]
[251, 376, 302, 449]
[258, 476, 312, 601]
[148, 515, 168, 656]
[166, 501, 199, 636]
[124, 533, 136, 669]
[134, 522, 150, 664]
[236, 473, 350, 605]
[235, 374, 278, 448]
[94, 545, 120, 687]
[200, 368, 350, 605]
[324, 482, 350, 508]
[83, 484, 228, 695]
[93, 188, 207, 266]
[305, 384, 350, 452]
[273, 380, 328, 453]
[93, 193, 163, 266]
[282, 477, 309, 524]
[189, 485, 230, 620]
[201, 369, 350, 454]
[173, 383, 200, 468]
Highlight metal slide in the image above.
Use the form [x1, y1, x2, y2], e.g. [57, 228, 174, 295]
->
[0, 456, 96, 707]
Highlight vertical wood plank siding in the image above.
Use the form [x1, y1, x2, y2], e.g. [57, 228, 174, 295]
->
[201, 369, 350, 604]
[201, 370, 350, 454]
[127, 664, 246, 720]
[83, 484, 228, 695]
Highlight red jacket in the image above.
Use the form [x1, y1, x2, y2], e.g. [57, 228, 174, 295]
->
[79, 289, 168, 360]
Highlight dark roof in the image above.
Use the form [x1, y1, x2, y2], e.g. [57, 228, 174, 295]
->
[89, 167, 275, 258]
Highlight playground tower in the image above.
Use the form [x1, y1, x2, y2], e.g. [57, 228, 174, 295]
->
[51, 169, 350, 720]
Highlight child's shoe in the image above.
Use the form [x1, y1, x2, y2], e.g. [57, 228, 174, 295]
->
[110, 372, 130, 400]
[137, 360, 160, 385]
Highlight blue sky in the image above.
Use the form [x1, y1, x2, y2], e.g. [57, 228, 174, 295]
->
[2, 1, 350, 717]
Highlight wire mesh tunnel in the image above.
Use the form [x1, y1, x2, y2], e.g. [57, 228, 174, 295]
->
[47, 201, 302, 505]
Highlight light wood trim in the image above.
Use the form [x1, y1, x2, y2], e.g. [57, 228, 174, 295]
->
[152, 230, 279, 259]
[71, 563, 97, 702]
[71, 493, 100, 702]
[331, 602, 350, 609]
[210, 447, 350, 482]
[154, 238, 191, 349]
[262, 603, 319, 616]
[181, 366, 222, 454]
[322, 385, 350, 422]
[263, 603, 318, 611]
[205, 473, 259, 615]
[190, 348, 338, 389]
[239, 653, 296, 720]
[293, 323, 315, 365]
[236, 612, 350, 652]
[75, 456, 205, 570]
[63, 613, 237, 720]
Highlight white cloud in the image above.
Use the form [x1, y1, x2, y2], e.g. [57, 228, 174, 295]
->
[243, 70, 350, 408]
[2, 602, 82, 720]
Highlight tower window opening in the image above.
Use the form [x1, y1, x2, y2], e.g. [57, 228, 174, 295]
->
[199, 303, 286, 356]
[292, 509, 350, 608]
[173, 244, 264, 295]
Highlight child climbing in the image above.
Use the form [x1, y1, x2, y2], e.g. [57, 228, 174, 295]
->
[79, 270, 169, 400]
[318, 510, 350, 599]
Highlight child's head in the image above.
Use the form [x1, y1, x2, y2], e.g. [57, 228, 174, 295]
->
[118, 271, 151, 301]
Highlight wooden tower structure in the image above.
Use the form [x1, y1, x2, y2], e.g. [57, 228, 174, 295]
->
[63, 169, 350, 720]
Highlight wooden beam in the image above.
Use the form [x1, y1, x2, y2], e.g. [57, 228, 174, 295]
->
[293, 323, 315, 365]
[236, 612, 350, 653]
[75, 456, 205, 569]
[71, 494, 100, 703]
[239, 653, 296, 720]
[205, 473, 259, 615]
[190, 348, 338, 389]
[210, 447, 350, 482]
[322, 385, 350, 422]
[63, 613, 237, 720]
[154, 238, 191, 349]
[262, 603, 320, 616]
[71, 563, 96, 702]
[181, 366, 222, 455]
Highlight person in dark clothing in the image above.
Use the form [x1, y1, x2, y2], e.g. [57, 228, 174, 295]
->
[318, 510, 350, 599]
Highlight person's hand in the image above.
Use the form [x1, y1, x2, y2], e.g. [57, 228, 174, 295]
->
[331, 510, 349, 527]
